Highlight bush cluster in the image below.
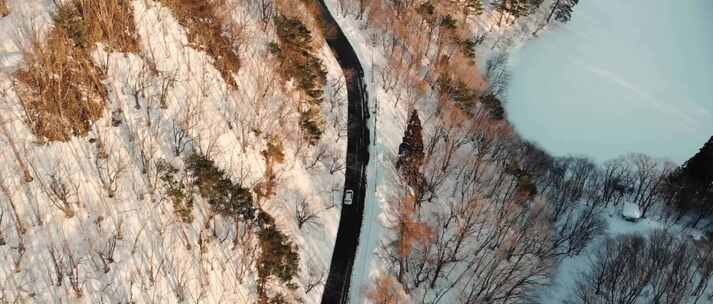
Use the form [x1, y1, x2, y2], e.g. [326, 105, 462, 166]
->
[273, 14, 327, 144]
[157, 160, 194, 223]
[15, 0, 139, 141]
[15, 28, 107, 141]
[185, 152, 299, 302]
[53, 0, 139, 52]
[186, 153, 256, 221]
[438, 76, 479, 111]
[256, 212, 300, 296]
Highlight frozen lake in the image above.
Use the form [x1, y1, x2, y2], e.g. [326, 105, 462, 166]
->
[506, 0, 713, 164]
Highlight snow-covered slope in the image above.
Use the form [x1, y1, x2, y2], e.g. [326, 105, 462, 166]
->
[0, 0, 347, 302]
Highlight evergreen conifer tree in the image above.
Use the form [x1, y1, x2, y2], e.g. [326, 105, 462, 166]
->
[397, 110, 425, 189]
[492, 0, 532, 25]
[547, 0, 579, 23]
[668, 136, 713, 216]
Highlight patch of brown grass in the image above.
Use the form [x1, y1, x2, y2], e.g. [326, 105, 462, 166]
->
[159, 0, 240, 88]
[15, 29, 107, 141]
[53, 0, 139, 53]
[13, 0, 141, 141]
[0, 0, 9, 17]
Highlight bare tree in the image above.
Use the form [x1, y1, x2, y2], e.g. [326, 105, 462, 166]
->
[64, 244, 84, 298]
[220, 1, 252, 55]
[0, 112, 32, 183]
[170, 122, 192, 158]
[624, 153, 671, 217]
[573, 231, 704, 304]
[295, 198, 319, 229]
[324, 149, 346, 174]
[122, 62, 152, 110]
[595, 157, 632, 207]
[127, 120, 161, 196]
[0, 210, 5, 246]
[96, 235, 117, 273]
[93, 139, 128, 198]
[48, 246, 64, 286]
[306, 143, 328, 170]
[0, 172, 25, 235]
[692, 239, 713, 304]
[254, 0, 275, 27]
[542, 156, 599, 221]
[42, 173, 79, 218]
[304, 266, 325, 294]
[550, 203, 605, 257]
[171, 96, 200, 157]
[157, 70, 177, 110]
[484, 52, 511, 97]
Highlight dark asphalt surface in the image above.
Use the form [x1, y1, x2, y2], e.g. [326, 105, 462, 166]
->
[316, 1, 371, 303]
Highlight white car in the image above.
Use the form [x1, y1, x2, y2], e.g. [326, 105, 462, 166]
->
[343, 189, 354, 206]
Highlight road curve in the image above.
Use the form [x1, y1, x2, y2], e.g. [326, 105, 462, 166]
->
[314, 1, 370, 304]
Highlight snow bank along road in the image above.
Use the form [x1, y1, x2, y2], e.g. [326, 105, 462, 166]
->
[316, 1, 371, 303]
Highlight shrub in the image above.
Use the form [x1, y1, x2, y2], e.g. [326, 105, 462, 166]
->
[52, 0, 139, 52]
[185, 153, 299, 301]
[273, 14, 327, 143]
[460, 38, 477, 62]
[256, 136, 287, 199]
[186, 153, 256, 221]
[262, 136, 286, 164]
[299, 106, 325, 145]
[256, 212, 300, 300]
[15, 28, 107, 141]
[438, 76, 479, 110]
[157, 160, 194, 223]
[480, 93, 505, 120]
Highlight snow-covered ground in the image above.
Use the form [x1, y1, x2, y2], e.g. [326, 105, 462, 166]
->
[506, 0, 713, 164]
[0, 0, 53, 72]
[0, 0, 347, 302]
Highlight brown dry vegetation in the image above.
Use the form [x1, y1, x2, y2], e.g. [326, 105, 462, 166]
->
[366, 274, 408, 304]
[158, 0, 241, 88]
[0, 0, 9, 17]
[356, 0, 487, 107]
[14, 0, 139, 141]
[279, 0, 329, 47]
[15, 29, 107, 142]
[53, 0, 140, 53]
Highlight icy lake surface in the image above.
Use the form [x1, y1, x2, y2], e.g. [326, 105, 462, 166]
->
[506, 0, 713, 163]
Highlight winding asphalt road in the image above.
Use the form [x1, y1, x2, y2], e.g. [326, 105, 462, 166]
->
[315, 1, 370, 303]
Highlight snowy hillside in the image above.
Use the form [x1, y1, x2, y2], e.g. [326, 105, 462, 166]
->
[0, 0, 347, 302]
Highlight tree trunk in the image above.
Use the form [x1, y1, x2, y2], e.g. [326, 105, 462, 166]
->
[546, 0, 562, 23]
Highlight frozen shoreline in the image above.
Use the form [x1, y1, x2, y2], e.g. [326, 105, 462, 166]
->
[506, 0, 713, 164]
